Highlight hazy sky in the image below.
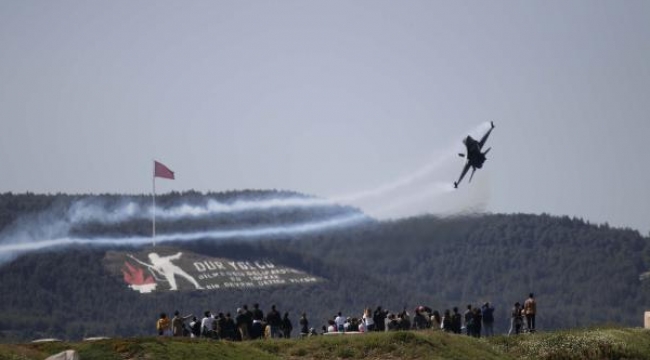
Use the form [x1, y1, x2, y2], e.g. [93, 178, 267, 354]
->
[1, 1, 649, 234]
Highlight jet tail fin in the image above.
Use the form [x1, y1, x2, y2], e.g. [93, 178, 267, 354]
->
[482, 147, 491, 156]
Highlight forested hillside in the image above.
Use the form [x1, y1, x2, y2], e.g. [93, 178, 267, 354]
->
[289, 214, 650, 330]
[0, 192, 648, 342]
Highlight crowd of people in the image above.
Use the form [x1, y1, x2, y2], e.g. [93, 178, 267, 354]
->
[156, 303, 296, 340]
[155, 293, 537, 340]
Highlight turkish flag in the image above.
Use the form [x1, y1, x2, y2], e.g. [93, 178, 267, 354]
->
[154, 161, 175, 179]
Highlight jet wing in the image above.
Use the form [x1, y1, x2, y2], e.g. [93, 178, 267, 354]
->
[478, 121, 495, 149]
[454, 162, 471, 188]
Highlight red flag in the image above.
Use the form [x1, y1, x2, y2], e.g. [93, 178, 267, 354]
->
[154, 161, 175, 179]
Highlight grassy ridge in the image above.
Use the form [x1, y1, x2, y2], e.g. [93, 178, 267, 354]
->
[1, 328, 650, 360]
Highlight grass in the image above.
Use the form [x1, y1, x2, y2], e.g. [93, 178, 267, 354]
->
[492, 327, 650, 360]
[255, 331, 508, 360]
[1, 327, 650, 360]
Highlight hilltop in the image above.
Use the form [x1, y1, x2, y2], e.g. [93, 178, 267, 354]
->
[0, 191, 649, 342]
[2, 327, 650, 360]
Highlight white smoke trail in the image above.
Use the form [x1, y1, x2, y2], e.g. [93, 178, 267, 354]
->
[0, 213, 370, 255]
[67, 196, 336, 224]
[369, 182, 456, 218]
[68, 200, 143, 224]
[329, 153, 456, 203]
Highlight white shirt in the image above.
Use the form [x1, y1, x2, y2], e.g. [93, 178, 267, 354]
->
[363, 314, 374, 327]
[200, 316, 214, 335]
[335, 316, 345, 328]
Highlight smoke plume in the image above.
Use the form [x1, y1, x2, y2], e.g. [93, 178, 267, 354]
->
[0, 122, 492, 262]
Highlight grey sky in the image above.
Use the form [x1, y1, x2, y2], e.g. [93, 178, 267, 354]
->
[1, 1, 649, 234]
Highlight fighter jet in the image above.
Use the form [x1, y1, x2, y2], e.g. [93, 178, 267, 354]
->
[454, 121, 495, 188]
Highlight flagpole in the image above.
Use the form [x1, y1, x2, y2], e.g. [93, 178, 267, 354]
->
[152, 161, 156, 247]
[152, 160, 174, 248]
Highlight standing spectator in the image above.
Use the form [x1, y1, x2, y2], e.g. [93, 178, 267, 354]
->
[251, 303, 264, 340]
[299, 313, 309, 337]
[508, 302, 523, 336]
[419, 306, 433, 328]
[524, 293, 537, 333]
[200, 311, 215, 338]
[281, 312, 293, 338]
[472, 307, 482, 338]
[363, 308, 375, 332]
[189, 316, 200, 338]
[223, 313, 237, 340]
[464, 305, 473, 336]
[441, 310, 453, 332]
[216, 312, 226, 339]
[242, 305, 253, 338]
[374, 307, 386, 332]
[156, 313, 171, 336]
[236, 308, 249, 340]
[386, 313, 398, 331]
[451, 307, 462, 334]
[267, 305, 282, 338]
[334, 312, 345, 332]
[520, 305, 527, 332]
[413, 308, 428, 330]
[481, 302, 495, 337]
[399, 310, 411, 330]
[251, 317, 263, 340]
[430, 310, 442, 331]
[171, 310, 193, 337]
[252, 303, 264, 322]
